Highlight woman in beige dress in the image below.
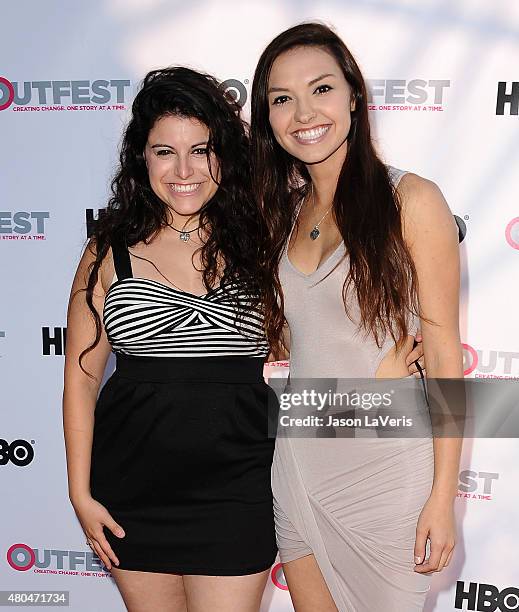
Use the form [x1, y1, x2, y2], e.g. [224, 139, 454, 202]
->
[251, 23, 463, 611]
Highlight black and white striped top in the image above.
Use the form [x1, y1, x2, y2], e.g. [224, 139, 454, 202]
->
[103, 240, 269, 358]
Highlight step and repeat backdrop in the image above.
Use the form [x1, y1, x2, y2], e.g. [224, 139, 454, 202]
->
[1, 1, 518, 610]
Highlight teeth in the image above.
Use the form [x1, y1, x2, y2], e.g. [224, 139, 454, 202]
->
[294, 126, 329, 141]
[169, 183, 201, 193]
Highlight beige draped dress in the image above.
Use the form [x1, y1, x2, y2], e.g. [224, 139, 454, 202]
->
[272, 167, 434, 611]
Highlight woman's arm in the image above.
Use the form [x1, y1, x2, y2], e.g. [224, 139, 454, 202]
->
[63, 240, 112, 503]
[399, 173, 463, 573]
[62, 241, 124, 570]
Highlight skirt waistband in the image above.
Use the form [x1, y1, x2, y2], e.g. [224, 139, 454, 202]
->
[114, 354, 266, 383]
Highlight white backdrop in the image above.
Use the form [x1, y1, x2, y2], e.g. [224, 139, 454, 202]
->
[1, 1, 518, 610]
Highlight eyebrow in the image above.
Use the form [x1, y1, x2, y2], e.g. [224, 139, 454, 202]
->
[268, 73, 336, 94]
[150, 141, 208, 149]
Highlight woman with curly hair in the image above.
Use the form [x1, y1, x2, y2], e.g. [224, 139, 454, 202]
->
[251, 23, 463, 611]
[62, 67, 276, 611]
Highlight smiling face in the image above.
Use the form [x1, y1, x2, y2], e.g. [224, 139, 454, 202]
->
[267, 46, 355, 166]
[144, 115, 220, 224]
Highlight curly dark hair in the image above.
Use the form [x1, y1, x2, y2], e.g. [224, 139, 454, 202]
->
[251, 23, 422, 359]
[79, 66, 265, 374]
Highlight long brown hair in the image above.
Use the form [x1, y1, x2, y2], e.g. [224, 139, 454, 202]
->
[251, 22, 420, 359]
[79, 67, 266, 375]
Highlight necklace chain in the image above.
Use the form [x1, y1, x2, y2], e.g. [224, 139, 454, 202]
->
[167, 218, 206, 242]
[168, 223, 200, 234]
[167, 223, 202, 242]
[308, 185, 333, 240]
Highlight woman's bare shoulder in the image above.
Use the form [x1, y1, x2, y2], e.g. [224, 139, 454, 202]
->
[397, 172, 444, 205]
[397, 172, 458, 252]
[397, 172, 458, 245]
[74, 238, 115, 294]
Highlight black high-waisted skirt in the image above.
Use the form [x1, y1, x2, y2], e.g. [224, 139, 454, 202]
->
[90, 354, 277, 575]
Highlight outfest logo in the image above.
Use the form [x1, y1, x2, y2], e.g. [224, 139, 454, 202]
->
[215, 77, 452, 112]
[270, 563, 289, 591]
[463, 343, 519, 379]
[0, 211, 50, 240]
[6, 543, 109, 578]
[505, 217, 519, 250]
[0, 76, 131, 112]
[367, 78, 451, 112]
[458, 469, 499, 502]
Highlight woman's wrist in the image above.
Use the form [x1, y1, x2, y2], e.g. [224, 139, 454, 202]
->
[69, 487, 92, 507]
[429, 484, 458, 503]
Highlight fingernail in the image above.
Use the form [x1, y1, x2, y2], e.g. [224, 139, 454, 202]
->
[415, 556, 422, 563]
[117, 529, 125, 537]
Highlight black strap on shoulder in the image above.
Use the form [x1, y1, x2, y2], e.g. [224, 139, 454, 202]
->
[111, 237, 133, 280]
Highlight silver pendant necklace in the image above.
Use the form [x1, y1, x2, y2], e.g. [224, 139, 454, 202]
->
[308, 186, 333, 240]
[168, 224, 201, 242]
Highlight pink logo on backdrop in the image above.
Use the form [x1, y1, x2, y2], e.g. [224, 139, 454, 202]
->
[6, 543, 108, 577]
[0, 76, 130, 112]
[462, 343, 478, 376]
[7, 544, 35, 571]
[271, 562, 289, 590]
[461, 344, 519, 378]
[458, 469, 499, 502]
[0, 77, 14, 111]
[505, 217, 519, 249]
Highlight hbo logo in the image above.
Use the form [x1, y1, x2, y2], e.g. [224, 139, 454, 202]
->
[0, 439, 34, 467]
[456, 582, 519, 611]
[219, 79, 248, 108]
